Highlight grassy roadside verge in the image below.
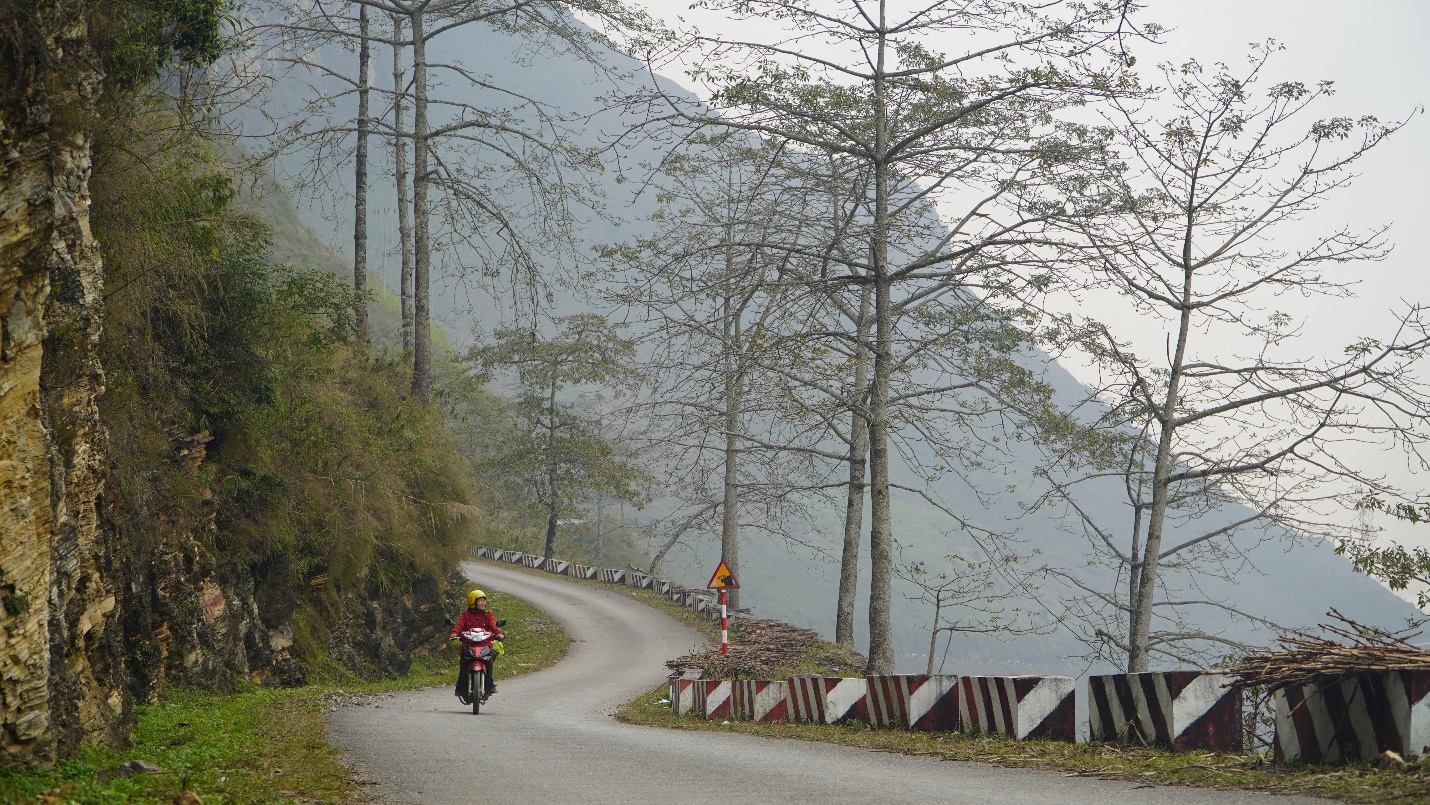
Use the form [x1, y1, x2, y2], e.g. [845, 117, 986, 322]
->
[618, 688, 1430, 803]
[547, 560, 1430, 805]
[0, 587, 566, 805]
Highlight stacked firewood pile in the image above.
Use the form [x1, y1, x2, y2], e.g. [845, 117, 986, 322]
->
[1228, 609, 1430, 693]
[666, 618, 865, 679]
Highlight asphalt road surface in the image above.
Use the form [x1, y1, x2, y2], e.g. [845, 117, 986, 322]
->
[329, 562, 1322, 804]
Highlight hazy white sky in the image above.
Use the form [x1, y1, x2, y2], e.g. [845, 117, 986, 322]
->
[619, 1, 1430, 583]
[625, 0, 1429, 324]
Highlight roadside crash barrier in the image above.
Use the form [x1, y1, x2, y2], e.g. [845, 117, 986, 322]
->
[959, 676, 1075, 742]
[572, 564, 598, 580]
[1089, 672, 1243, 752]
[474, 546, 493, 558]
[788, 675, 867, 725]
[668, 669, 703, 716]
[695, 679, 733, 720]
[505, 551, 525, 565]
[732, 680, 789, 723]
[1274, 670, 1430, 763]
[627, 572, 654, 590]
[655, 579, 672, 596]
[865, 674, 960, 730]
[520, 554, 545, 570]
[598, 568, 626, 584]
[546, 559, 570, 575]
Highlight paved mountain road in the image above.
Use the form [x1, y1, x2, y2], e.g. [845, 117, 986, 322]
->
[329, 562, 1319, 804]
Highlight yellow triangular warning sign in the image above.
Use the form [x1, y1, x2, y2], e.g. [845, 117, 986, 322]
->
[706, 560, 740, 589]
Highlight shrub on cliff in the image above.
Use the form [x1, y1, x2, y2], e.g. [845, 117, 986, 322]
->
[92, 114, 474, 692]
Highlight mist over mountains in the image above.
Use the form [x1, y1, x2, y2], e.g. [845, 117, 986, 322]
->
[248, 12, 1423, 675]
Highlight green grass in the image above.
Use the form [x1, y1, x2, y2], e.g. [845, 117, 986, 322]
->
[0, 586, 566, 805]
[618, 687, 1430, 804]
[472, 558, 1430, 803]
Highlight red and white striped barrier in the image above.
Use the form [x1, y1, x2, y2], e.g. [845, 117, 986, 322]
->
[505, 551, 525, 564]
[474, 546, 493, 558]
[598, 568, 626, 584]
[865, 675, 960, 730]
[668, 669, 703, 717]
[1275, 670, 1430, 763]
[655, 579, 672, 595]
[1089, 672, 1243, 752]
[732, 680, 789, 722]
[571, 564, 598, 580]
[546, 559, 570, 575]
[520, 554, 545, 570]
[695, 679, 732, 720]
[627, 572, 653, 589]
[959, 676, 1075, 742]
[788, 675, 867, 724]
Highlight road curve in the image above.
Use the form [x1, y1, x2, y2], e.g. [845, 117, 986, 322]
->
[329, 562, 1320, 805]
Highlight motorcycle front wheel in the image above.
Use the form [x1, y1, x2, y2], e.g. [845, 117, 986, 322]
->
[470, 669, 484, 714]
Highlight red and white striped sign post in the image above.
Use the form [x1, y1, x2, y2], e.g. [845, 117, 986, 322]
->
[706, 559, 739, 656]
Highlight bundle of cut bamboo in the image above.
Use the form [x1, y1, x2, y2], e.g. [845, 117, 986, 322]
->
[1228, 609, 1430, 693]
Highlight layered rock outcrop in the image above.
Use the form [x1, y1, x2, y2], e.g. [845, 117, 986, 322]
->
[1, 3, 457, 770]
[0, 0, 119, 767]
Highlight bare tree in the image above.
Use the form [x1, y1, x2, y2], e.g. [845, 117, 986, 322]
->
[473, 315, 651, 562]
[267, 0, 649, 398]
[898, 550, 1047, 675]
[1033, 46, 1430, 671]
[622, 0, 1139, 673]
[354, 2, 371, 342]
[602, 135, 839, 608]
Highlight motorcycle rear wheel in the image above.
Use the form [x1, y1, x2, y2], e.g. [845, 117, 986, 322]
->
[470, 670, 484, 714]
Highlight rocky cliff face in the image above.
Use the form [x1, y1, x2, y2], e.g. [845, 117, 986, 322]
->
[0, 0, 123, 767]
[1, 3, 461, 770]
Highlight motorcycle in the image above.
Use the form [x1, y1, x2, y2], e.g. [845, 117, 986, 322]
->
[445, 616, 507, 714]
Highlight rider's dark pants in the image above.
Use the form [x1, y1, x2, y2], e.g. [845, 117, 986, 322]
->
[455, 652, 497, 696]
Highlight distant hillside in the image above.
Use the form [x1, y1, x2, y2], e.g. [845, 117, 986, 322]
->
[248, 13, 1424, 675]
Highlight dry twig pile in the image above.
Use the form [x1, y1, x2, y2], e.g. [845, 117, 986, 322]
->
[1228, 609, 1430, 693]
[665, 618, 864, 679]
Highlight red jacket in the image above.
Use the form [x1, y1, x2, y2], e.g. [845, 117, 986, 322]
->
[451, 608, 503, 645]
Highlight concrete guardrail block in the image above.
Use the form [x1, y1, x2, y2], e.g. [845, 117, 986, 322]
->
[1275, 670, 1430, 763]
[865, 674, 960, 731]
[1089, 672, 1243, 752]
[960, 675, 1075, 742]
[788, 675, 867, 724]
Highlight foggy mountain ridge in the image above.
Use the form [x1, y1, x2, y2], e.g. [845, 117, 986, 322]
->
[249, 13, 1424, 675]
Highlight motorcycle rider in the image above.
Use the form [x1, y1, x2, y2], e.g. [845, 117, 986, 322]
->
[451, 589, 504, 704]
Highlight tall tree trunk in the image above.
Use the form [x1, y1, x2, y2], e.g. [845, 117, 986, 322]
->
[545, 501, 558, 562]
[352, 3, 370, 343]
[391, 13, 413, 358]
[1127, 206, 1197, 672]
[720, 242, 742, 611]
[409, 8, 432, 401]
[864, 1, 895, 674]
[544, 375, 559, 561]
[835, 285, 872, 645]
[925, 593, 944, 675]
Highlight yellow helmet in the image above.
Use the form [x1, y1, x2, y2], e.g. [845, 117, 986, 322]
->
[466, 589, 487, 607]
